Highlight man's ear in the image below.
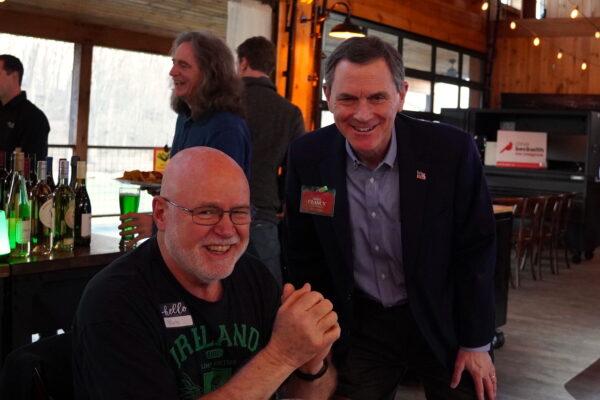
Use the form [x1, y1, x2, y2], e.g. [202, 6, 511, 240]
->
[239, 57, 249, 72]
[323, 85, 332, 110]
[153, 196, 166, 231]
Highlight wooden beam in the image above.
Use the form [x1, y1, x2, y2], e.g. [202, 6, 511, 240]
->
[74, 44, 93, 161]
[498, 18, 600, 38]
[0, 9, 173, 55]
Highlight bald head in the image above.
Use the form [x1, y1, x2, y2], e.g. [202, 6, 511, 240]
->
[160, 147, 249, 202]
[154, 147, 251, 295]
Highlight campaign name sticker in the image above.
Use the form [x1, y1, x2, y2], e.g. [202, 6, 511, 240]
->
[160, 301, 193, 328]
[300, 186, 336, 217]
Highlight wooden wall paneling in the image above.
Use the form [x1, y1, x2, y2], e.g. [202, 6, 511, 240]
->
[1, 0, 228, 39]
[75, 44, 93, 161]
[0, 9, 173, 56]
[349, 0, 486, 52]
[491, 35, 600, 107]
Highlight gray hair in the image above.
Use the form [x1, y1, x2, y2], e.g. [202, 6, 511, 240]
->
[324, 36, 405, 91]
[170, 31, 244, 119]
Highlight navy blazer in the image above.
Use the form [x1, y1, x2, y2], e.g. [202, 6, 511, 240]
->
[284, 113, 497, 369]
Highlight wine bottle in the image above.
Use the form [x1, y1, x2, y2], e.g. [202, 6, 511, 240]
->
[53, 159, 75, 252]
[30, 154, 38, 185]
[31, 161, 54, 255]
[3, 150, 17, 210]
[74, 161, 92, 247]
[0, 151, 9, 208]
[45, 156, 56, 192]
[6, 152, 31, 257]
[69, 155, 80, 190]
[23, 156, 33, 194]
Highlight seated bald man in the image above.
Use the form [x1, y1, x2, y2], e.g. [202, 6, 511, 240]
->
[73, 147, 339, 399]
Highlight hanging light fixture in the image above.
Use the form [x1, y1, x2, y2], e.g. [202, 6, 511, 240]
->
[300, 1, 365, 39]
[481, 1, 489, 11]
[533, 37, 541, 46]
[556, 50, 563, 59]
[328, 2, 365, 39]
[581, 61, 588, 70]
[595, 31, 600, 39]
[510, 21, 517, 30]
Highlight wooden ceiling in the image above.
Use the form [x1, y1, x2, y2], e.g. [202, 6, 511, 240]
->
[0, 0, 229, 39]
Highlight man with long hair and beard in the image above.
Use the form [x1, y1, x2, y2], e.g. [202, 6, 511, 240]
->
[119, 31, 251, 247]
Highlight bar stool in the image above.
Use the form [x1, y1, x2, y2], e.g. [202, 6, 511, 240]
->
[555, 192, 575, 271]
[535, 195, 561, 278]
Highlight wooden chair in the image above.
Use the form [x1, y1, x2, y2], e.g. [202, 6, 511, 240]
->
[494, 196, 545, 288]
[534, 195, 561, 278]
[555, 192, 576, 271]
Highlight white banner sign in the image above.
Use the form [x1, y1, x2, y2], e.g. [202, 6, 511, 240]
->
[496, 130, 547, 169]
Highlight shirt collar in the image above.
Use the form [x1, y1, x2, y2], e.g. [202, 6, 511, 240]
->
[345, 127, 397, 170]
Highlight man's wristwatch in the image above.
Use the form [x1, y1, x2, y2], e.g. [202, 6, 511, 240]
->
[294, 359, 329, 381]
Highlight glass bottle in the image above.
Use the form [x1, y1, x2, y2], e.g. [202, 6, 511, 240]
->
[0, 151, 9, 208]
[31, 161, 54, 255]
[3, 150, 18, 210]
[45, 156, 56, 192]
[74, 161, 92, 247]
[53, 159, 75, 252]
[6, 152, 31, 257]
[69, 155, 80, 190]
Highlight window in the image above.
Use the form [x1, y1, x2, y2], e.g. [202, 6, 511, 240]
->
[404, 78, 431, 112]
[88, 46, 176, 216]
[0, 33, 75, 146]
[403, 39, 432, 72]
[433, 83, 459, 114]
[436, 48, 460, 78]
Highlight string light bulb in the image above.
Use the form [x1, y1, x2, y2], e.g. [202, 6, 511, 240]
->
[570, 7, 579, 19]
[481, 1, 489, 11]
[581, 62, 588, 70]
[510, 21, 517, 30]
[596, 31, 600, 39]
[557, 50, 563, 59]
[533, 37, 540, 46]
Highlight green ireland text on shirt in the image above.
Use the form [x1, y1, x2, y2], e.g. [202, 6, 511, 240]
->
[169, 323, 261, 368]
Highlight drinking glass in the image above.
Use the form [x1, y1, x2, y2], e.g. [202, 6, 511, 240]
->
[119, 185, 140, 248]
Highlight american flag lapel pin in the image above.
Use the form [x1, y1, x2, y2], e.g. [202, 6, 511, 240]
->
[416, 170, 427, 180]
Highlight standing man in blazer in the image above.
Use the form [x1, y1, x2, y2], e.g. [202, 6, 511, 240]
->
[285, 36, 497, 400]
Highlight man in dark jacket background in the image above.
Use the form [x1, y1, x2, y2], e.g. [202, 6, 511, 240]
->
[237, 36, 305, 286]
[0, 54, 50, 162]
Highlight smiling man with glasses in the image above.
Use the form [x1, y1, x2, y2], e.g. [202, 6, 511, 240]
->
[73, 147, 339, 400]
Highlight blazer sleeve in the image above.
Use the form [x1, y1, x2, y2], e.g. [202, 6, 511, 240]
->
[283, 143, 328, 292]
[452, 134, 497, 348]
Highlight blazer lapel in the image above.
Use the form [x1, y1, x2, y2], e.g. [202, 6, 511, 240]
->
[319, 132, 353, 273]
[396, 116, 428, 275]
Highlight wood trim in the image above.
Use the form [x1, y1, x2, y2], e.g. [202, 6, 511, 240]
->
[0, 9, 173, 55]
[498, 18, 600, 38]
[74, 44, 92, 161]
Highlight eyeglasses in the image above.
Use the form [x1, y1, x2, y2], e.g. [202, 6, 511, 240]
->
[161, 197, 252, 226]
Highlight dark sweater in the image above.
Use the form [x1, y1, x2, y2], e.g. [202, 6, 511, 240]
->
[242, 76, 304, 222]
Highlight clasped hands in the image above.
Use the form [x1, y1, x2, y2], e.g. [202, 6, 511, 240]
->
[267, 283, 341, 375]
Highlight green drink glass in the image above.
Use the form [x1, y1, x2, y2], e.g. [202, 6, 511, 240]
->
[119, 185, 140, 248]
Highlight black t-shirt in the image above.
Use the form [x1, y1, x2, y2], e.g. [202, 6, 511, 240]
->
[0, 91, 50, 162]
[73, 237, 280, 400]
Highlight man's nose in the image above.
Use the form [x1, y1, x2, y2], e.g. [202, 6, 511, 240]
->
[169, 65, 177, 77]
[212, 213, 236, 237]
[353, 99, 373, 121]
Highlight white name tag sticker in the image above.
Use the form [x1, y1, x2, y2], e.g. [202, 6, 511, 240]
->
[160, 301, 194, 329]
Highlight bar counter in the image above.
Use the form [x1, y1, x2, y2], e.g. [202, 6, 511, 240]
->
[0, 234, 123, 363]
